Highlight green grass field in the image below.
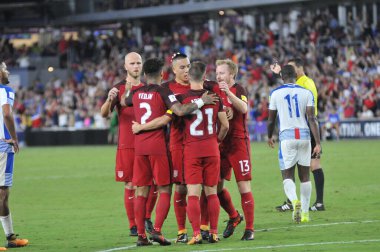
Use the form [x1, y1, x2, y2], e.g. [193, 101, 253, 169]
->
[8, 140, 380, 251]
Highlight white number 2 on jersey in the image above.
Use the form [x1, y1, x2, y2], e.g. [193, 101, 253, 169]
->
[189, 108, 214, 136]
[140, 102, 152, 124]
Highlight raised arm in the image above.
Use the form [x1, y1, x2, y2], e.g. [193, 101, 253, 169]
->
[170, 91, 218, 116]
[132, 114, 172, 134]
[217, 111, 229, 142]
[100, 87, 118, 117]
[219, 82, 247, 114]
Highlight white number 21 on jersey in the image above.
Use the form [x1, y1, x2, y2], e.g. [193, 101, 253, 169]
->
[189, 108, 213, 136]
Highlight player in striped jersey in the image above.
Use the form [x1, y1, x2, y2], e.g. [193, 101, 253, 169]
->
[0, 62, 28, 250]
[267, 65, 321, 223]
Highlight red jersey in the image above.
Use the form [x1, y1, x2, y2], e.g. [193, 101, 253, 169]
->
[223, 83, 250, 141]
[204, 80, 230, 108]
[132, 84, 179, 155]
[162, 80, 190, 150]
[177, 89, 223, 158]
[111, 81, 144, 149]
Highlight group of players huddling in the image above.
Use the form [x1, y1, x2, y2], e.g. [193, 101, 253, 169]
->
[101, 52, 323, 247]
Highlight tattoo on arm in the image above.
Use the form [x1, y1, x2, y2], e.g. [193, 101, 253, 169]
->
[171, 103, 198, 116]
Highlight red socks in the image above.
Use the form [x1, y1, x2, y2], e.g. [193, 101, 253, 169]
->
[174, 191, 187, 231]
[124, 188, 136, 228]
[145, 186, 158, 219]
[200, 191, 209, 227]
[154, 192, 171, 232]
[241, 192, 255, 230]
[134, 196, 147, 236]
[218, 188, 238, 219]
[207, 194, 220, 234]
[186, 195, 201, 236]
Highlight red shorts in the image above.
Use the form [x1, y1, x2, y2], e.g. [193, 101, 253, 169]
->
[115, 148, 134, 182]
[184, 156, 220, 186]
[220, 138, 252, 182]
[133, 155, 171, 186]
[171, 149, 184, 184]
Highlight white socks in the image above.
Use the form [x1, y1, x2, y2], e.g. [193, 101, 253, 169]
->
[0, 213, 14, 236]
[300, 181, 312, 213]
[283, 179, 298, 202]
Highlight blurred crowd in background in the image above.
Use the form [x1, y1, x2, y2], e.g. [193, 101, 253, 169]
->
[2, 7, 380, 136]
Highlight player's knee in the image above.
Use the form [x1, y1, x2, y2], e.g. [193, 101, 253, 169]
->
[237, 181, 251, 194]
[175, 184, 187, 194]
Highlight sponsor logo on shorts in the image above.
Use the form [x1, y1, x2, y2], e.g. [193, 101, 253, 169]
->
[242, 172, 249, 176]
[173, 170, 178, 178]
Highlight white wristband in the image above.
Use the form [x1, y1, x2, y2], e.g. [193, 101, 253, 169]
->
[195, 99, 205, 109]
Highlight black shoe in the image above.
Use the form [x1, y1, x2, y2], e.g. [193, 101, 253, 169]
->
[241, 229, 255, 240]
[175, 232, 188, 243]
[6, 234, 29, 248]
[150, 230, 171, 246]
[310, 202, 325, 211]
[275, 201, 293, 212]
[208, 233, 220, 243]
[145, 218, 154, 234]
[136, 235, 153, 246]
[200, 229, 209, 241]
[130, 226, 138, 236]
[223, 211, 244, 238]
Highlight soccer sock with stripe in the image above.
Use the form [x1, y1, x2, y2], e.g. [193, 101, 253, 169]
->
[200, 191, 209, 228]
[0, 214, 14, 237]
[145, 185, 158, 219]
[207, 194, 220, 234]
[174, 191, 187, 231]
[186, 195, 201, 236]
[134, 196, 147, 236]
[218, 188, 238, 219]
[241, 192, 254, 231]
[300, 181, 312, 213]
[283, 178, 298, 202]
[154, 192, 171, 233]
[124, 188, 136, 228]
[312, 169, 325, 204]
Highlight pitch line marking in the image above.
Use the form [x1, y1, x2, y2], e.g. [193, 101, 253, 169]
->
[190, 239, 380, 252]
[97, 219, 380, 252]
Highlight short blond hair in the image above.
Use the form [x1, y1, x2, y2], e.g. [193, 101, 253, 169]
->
[216, 59, 238, 78]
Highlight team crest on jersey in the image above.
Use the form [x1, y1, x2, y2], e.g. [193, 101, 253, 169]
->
[168, 94, 177, 102]
[117, 171, 124, 178]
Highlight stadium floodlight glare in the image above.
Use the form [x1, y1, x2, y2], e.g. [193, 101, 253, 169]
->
[48, 67, 54, 72]
[219, 10, 225, 16]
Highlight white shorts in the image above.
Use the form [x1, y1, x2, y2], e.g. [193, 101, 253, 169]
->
[0, 152, 14, 187]
[278, 140, 311, 170]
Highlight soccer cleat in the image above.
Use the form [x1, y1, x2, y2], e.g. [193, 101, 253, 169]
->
[187, 234, 202, 245]
[200, 229, 209, 241]
[130, 226, 138, 236]
[301, 212, 310, 223]
[208, 233, 220, 243]
[241, 229, 255, 240]
[6, 234, 28, 248]
[275, 201, 293, 212]
[136, 235, 153, 246]
[144, 218, 154, 234]
[223, 211, 244, 238]
[175, 230, 188, 243]
[292, 200, 302, 224]
[310, 202, 325, 211]
[0, 247, 6, 251]
[150, 230, 171, 246]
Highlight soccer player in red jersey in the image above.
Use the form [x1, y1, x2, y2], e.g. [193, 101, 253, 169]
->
[177, 61, 229, 245]
[216, 59, 255, 240]
[161, 53, 191, 243]
[126, 58, 218, 246]
[100, 52, 157, 236]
